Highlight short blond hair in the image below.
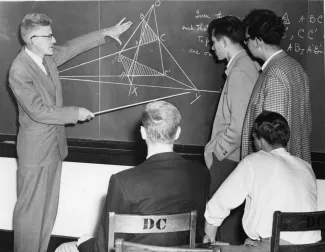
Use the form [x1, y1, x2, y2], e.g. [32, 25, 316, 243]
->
[141, 101, 181, 144]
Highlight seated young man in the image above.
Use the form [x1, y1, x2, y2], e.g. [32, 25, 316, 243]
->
[204, 111, 321, 252]
[56, 101, 210, 252]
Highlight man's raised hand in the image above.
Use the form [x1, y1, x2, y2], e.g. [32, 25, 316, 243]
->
[103, 18, 132, 45]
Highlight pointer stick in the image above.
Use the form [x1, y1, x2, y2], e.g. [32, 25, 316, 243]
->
[94, 91, 191, 116]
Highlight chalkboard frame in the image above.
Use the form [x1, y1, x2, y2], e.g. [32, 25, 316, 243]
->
[1, 0, 324, 148]
[0, 134, 205, 166]
[0, 0, 324, 169]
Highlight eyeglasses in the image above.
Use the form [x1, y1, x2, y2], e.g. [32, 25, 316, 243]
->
[30, 34, 54, 40]
[243, 36, 254, 45]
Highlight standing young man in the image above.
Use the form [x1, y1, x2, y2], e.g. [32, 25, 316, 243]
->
[204, 16, 259, 245]
[9, 13, 132, 252]
[241, 9, 312, 164]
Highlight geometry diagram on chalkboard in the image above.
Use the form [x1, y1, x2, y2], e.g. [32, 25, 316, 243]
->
[60, 1, 218, 112]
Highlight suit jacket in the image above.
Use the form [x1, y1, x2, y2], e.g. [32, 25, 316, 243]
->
[78, 152, 210, 252]
[9, 30, 107, 166]
[241, 51, 312, 164]
[204, 50, 259, 167]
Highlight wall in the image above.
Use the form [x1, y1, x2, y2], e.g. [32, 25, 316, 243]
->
[1, 157, 325, 238]
[0, 157, 131, 237]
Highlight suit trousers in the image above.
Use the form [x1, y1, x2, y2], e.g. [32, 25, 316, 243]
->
[13, 161, 62, 252]
[209, 154, 246, 245]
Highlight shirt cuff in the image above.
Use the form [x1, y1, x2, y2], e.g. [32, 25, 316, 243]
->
[204, 203, 224, 227]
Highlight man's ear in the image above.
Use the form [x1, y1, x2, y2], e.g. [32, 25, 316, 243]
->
[140, 126, 147, 140]
[260, 137, 269, 150]
[175, 126, 181, 140]
[255, 37, 263, 48]
[221, 37, 227, 47]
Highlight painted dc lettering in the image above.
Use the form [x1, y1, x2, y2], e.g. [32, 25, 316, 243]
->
[143, 218, 167, 230]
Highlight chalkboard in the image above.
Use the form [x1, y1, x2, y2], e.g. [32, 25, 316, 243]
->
[0, 0, 324, 149]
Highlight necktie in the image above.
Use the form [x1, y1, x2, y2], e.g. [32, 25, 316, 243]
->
[42, 58, 51, 77]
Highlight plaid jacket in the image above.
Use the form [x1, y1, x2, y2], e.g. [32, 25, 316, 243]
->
[241, 51, 312, 164]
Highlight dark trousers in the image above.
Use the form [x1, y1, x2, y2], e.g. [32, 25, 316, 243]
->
[13, 161, 62, 252]
[209, 154, 247, 245]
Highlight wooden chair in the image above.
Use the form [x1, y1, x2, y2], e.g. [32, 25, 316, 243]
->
[108, 210, 197, 252]
[270, 210, 325, 252]
[115, 239, 215, 252]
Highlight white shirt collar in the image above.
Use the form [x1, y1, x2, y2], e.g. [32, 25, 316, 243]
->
[270, 147, 287, 154]
[227, 49, 244, 68]
[25, 47, 47, 74]
[261, 49, 283, 70]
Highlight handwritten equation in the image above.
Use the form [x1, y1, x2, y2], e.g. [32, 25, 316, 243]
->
[181, 9, 324, 56]
[284, 13, 324, 55]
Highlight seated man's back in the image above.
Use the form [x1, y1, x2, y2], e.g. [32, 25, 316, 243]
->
[205, 110, 321, 250]
[107, 151, 210, 245]
[77, 101, 210, 252]
[241, 148, 319, 243]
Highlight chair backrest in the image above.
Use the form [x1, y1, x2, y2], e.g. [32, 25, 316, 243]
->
[108, 210, 197, 252]
[270, 210, 325, 252]
[115, 239, 216, 252]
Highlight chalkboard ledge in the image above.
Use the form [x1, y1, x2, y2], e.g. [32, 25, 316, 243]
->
[0, 134, 324, 179]
[0, 134, 204, 166]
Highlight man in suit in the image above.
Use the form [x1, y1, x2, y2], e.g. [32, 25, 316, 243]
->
[241, 9, 312, 164]
[204, 16, 259, 245]
[205, 111, 321, 252]
[9, 13, 132, 252]
[56, 101, 210, 252]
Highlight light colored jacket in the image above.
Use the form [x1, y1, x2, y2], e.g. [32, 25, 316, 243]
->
[204, 50, 259, 167]
[9, 30, 106, 166]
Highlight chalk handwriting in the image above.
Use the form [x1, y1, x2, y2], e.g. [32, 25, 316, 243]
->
[298, 14, 323, 23]
[160, 34, 166, 41]
[190, 92, 201, 104]
[181, 10, 323, 57]
[214, 11, 223, 19]
[189, 48, 200, 55]
[287, 43, 324, 55]
[182, 25, 196, 31]
[195, 10, 211, 19]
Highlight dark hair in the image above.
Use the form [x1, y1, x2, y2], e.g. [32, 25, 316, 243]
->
[242, 9, 285, 46]
[20, 13, 52, 43]
[141, 101, 181, 144]
[252, 110, 290, 147]
[207, 16, 245, 45]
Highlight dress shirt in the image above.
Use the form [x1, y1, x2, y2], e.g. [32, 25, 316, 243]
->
[25, 47, 47, 75]
[261, 49, 283, 70]
[205, 148, 321, 244]
[226, 49, 244, 68]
